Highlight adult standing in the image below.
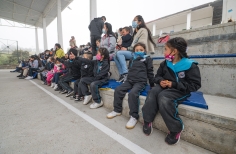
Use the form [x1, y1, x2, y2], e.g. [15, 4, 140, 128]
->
[69, 36, 77, 48]
[100, 22, 116, 56]
[114, 15, 156, 82]
[54, 43, 65, 59]
[88, 16, 106, 56]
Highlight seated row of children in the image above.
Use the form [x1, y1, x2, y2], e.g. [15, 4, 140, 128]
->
[19, 37, 200, 145]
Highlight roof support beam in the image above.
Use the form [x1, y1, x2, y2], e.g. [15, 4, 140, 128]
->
[24, 0, 35, 23]
[43, 18, 48, 50]
[57, 0, 63, 48]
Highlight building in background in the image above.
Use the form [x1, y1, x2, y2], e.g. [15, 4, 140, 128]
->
[147, 0, 236, 37]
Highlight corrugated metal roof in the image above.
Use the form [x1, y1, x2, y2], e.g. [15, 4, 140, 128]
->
[0, 0, 73, 28]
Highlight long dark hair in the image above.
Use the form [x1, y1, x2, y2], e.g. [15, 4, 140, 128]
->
[98, 47, 110, 65]
[133, 15, 155, 46]
[166, 37, 188, 58]
[104, 22, 116, 39]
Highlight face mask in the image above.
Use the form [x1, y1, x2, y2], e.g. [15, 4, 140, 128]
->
[46, 53, 49, 55]
[96, 54, 102, 60]
[133, 51, 145, 59]
[165, 54, 175, 61]
[102, 28, 106, 34]
[132, 21, 138, 28]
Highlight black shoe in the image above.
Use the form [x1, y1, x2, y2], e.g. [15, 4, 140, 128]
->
[117, 74, 125, 82]
[143, 121, 153, 136]
[61, 90, 68, 94]
[75, 96, 84, 101]
[70, 95, 76, 100]
[17, 74, 22, 77]
[10, 70, 16, 72]
[19, 76, 26, 79]
[165, 131, 182, 145]
[66, 91, 74, 97]
[54, 87, 61, 91]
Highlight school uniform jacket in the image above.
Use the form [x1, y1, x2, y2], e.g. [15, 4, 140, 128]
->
[66, 58, 82, 78]
[155, 58, 201, 94]
[81, 62, 94, 78]
[76, 57, 110, 81]
[127, 56, 154, 86]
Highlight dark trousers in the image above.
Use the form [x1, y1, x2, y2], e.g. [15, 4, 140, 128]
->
[29, 68, 38, 76]
[52, 72, 63, 84]
[90, 35, 101, 56]
[58, 73, 79, 91]
[73, 79, 81, 94]
[114, 81, 146, 119]
[142, 85, 189, 133]
[78, 77, 108, 103]
[40, 73, 46, 82]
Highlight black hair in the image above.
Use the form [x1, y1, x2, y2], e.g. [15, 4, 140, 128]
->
[96, 39, 101, 43]
[98, 47, 110, 64]
[123, 26, 130, 33]
[166, 37, 188, 58]
[119, 28, 123, 32]
[133, 42, 146, 52]
[101, 16, 106, 21]
[55, 43, 61, 49]
[84, 51, 93, 60]
[133, 15, 155, 46]
[104, 22, 116, 39]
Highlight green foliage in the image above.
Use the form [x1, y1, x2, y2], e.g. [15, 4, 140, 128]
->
[0, 50, 29, 65]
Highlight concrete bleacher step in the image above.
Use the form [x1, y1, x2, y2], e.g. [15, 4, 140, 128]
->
[100, 89, 236, 154]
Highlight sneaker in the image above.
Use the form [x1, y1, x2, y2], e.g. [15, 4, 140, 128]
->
[107, 111, 121, 119]
[165, 131, 182, 145]
[90, 101, 104, 109]
[17, 74, 22, 77]
[51, 83, 55, 88]
[19, 76, 26, 79]
[41, 81, 45, 85]
[123, 74, 128, 82]
[117, 74, 124, 82]
[83, 95, 92, 105]
[126, 116, 138, 129]
[24, 76, 30, 79]
[143, 121, 153, 136]
[117, 75, 123, 82]
[74, 95, 83, 101]
[66, 91, 74, 97]
[54, 87, 61, 91]
[61, 90, 68, 94]
[25, 76, 33, 80]
[70, 95, 76, 100]
[53, 84, 58, 90]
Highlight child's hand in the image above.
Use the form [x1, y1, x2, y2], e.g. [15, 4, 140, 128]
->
[166, 81, 172, 88]
[160, 80, 168, 88]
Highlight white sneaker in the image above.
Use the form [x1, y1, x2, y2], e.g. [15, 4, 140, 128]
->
[90, 101, 104, 109]
[51, 83, 55, 88]
[83, 95, 92, 105]
[107, 111, 121, 119]
[126, 116, 138, 129]
[25, 76, 33, 80]
[53, 84, 58, 90]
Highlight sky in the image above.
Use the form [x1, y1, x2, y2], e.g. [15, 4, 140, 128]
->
[0, 0, 214, 53]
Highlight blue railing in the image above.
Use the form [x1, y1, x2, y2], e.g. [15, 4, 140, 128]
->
[151, 53, 236, 60]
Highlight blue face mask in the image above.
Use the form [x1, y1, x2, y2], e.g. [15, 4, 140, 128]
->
[133, 51, 145, 59]
[102, 28, 106, 34]
[132, 21, 138, 28]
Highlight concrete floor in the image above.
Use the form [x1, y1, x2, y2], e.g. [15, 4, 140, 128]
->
[0, 70, 215, 154]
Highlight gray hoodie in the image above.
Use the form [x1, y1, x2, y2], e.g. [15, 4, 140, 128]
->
[29, 60, 38, 68]
[100, 35, 116, 53]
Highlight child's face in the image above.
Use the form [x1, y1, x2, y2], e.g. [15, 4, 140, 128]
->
[96, 41, 100, 47]
[96, 51, 104, 60]
[83, 54, 89, 59]
[134, 45, 145, 52]
[164, 45, 176, 56]
[65, 54, 68, 59]
[122, 29, 129, 36]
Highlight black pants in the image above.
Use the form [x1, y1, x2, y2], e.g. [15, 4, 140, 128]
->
[29, 68, 38, 76]
[90, 35, 101, 56]
[52, 72, 63, 84]
[114, 81, 146, 119]
[40, 73, 46, 83]
[142, 85, 189, 133]
[73, 79, 81, 95]
[78, 77, 108, 103]
[58, 74, 79, 91]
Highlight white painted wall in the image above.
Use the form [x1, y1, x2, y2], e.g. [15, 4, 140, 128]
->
[222, 0, 236, 23]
